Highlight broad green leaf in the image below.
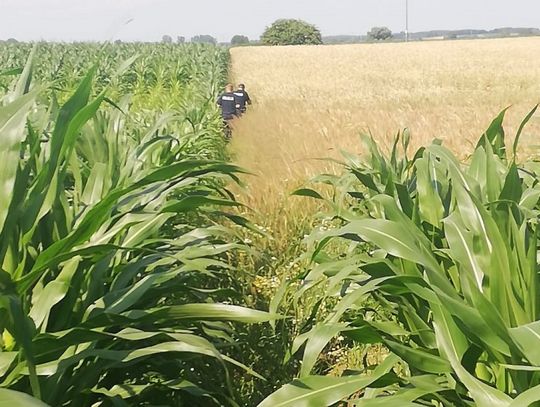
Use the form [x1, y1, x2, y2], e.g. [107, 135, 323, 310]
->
[121, 213, 173, 247]
[81, 162, 107, 205]
[339, 218, 456, 296]
[432, 304, 512, 407]
[162, 195, 242, 213]
[443, 213, 485, 289]
[508, 383, 540, 407]
[509, 321, 540, 365]
[291, 188, 325, 200]
[415, 156, 444, 226]
[299, 323, 349, 377]
[385, 339, 451, 374]
[339, 220, 439, 272]
[258, 354, 399, 407]
[499, 164, 522, 203]
[154, 303, 281, 323]
[0, 91, 36, 236]
[476, 107, 508, 159]
[0, 352, 17, 376]
[0, 389, 49, 407]
[29, 257, 81, 330]
[432, 288, 512, 357]
[512, 104, 538, 160]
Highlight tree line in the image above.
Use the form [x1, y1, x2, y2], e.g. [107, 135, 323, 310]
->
[160, 19, 394, 47]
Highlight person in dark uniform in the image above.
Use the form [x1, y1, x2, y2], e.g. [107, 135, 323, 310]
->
[217, 83, 238, 120]
[233, 83, 252, 115]
[216, 83, 238, 138]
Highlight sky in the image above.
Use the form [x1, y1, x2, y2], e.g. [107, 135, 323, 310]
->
[1, 0, 540, 42]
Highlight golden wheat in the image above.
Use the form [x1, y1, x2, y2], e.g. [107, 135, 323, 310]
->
[230, 37, 540, 223]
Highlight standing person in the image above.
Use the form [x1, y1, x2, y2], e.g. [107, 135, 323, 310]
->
[216, 83, 238, 138]
[234, 83, 252, 115]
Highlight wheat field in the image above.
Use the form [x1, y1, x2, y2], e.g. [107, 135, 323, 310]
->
[229, 37, 540, 217]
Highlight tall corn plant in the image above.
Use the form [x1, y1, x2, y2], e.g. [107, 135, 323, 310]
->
[0, 59, 275, 406]
[261, 108, 540, 406]
[1, 43, 230, 162]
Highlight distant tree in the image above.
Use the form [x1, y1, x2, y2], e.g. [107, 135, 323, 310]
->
[231, 35, 250, 46]
[114, 39, 122, 44]
[261, 19, 322, 46]
[162, 35, 173, 44]
[6, 38, 18, 44]
[191, 35, 217, 45]
[177, 36, 185, 44]
[368, 27, 393, 41]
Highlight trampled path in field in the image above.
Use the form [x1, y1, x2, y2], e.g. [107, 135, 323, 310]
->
[228, 38, 540, 216]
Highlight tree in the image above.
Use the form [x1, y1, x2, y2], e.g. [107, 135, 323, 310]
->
[231, 35, 250, 46]
[368, 26, 393, 41]
[261, 19, 322, 46]
[162, 35, 173, 44]
[191, 35, 217, 45]
[177, 36, 185, 44]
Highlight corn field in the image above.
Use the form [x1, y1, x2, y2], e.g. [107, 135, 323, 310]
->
[0, 43, 280, 407]
[2, 41, 540, 407]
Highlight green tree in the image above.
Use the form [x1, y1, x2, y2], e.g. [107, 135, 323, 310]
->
[191, 35, 217, 44]
[261, 19, 322, 46]
[161, 34, 173, 43]
[231, 35, 250, 46]
[368, 26, 393, 41]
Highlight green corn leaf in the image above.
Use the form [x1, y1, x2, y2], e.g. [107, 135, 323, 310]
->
[476, 107, 509, 160]
[508, 383, 540, 407]
[512, 104, 538, 161]
[432, 304, 512, 407]
[257, 354, 400, 407]
[13, 46, 35, 98]
[415, 156, 444, 226]
[384, 340, 451, 374]
[443, 213, 486, 290]
[339, 220, 438, 271]
[432, 288, 512, 357]
[0, 389, 49, 407]
[0, 91, 36, 237]
[162, 196, 243, 213]
[0, 67, 23, 77]
[299, 323, 349, 377]
[291, 188, 325, 200]
[0, 352, 17, 376]
[153, 303, 282, 323]
[28, 257, 81, 330]
[499, 163, 522, 203]
[509, 321, 540, 365]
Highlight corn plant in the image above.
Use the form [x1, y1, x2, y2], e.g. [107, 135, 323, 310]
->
[0, 53, 275, 406]
[1, 42, 230, 162]
[261, 107, 540, 406]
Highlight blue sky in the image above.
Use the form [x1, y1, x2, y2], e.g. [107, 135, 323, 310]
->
[1, 0, 539, 42]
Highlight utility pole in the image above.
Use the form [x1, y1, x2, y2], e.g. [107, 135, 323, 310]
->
[405, 0, 409, 42]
